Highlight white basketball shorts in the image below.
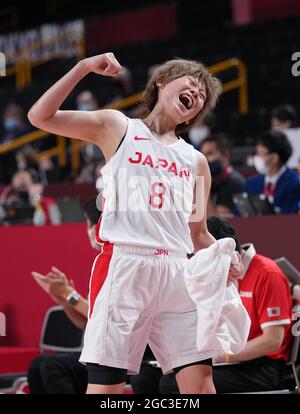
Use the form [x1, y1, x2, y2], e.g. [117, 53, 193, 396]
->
[79, 245, 214, 375]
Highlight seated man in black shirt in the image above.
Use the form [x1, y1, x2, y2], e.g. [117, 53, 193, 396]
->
[200, 134, 245, 216]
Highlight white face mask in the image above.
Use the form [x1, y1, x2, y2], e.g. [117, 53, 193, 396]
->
[78, 103, 94, 111]
[253, 155, 270, 175]
[188, 127, 208, 145]
[87, 226, 101, 250]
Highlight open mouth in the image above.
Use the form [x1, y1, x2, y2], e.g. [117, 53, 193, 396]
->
[179, 93, 193, 110]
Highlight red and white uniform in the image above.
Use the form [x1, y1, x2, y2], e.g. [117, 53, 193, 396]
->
[238, 244, 293, 361]
[99, 118, 197, 254]
[80, 118, 239, 374]
[88, 219, 113, 318]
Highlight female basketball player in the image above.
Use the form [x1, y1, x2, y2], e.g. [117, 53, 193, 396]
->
[28, 53, 241, 394]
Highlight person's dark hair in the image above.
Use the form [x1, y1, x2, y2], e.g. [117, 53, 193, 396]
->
[271, 104, 297, 127]
[26, 168, 41, 184]
[257, 130, 292, 165]
[200, 133, 231, 155]
[207, 216, 241, 253]
[84, 197, 101, 225]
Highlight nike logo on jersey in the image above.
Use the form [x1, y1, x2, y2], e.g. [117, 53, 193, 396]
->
[128, 151, 191, 181]
[134, 136, 151, 141]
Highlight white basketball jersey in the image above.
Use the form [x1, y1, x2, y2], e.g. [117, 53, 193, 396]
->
[99, 118, 198, 254]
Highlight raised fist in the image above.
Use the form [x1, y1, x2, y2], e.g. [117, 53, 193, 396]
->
[83, 52, 122, 77]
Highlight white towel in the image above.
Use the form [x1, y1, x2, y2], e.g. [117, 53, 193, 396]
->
[184, 238, 251, 356]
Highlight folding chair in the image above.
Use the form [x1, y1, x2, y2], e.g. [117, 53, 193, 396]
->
[39, 305, 84, 353]
[1, 306, 84, 393]
[237, 317, 300, 394]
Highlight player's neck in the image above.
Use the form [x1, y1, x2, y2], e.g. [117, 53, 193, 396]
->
[143, 108, 177, 138]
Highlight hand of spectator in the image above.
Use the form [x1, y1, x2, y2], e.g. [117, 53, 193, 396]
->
[28, 183, 43, 205]
[31, 266, 74, 304]
[31, 270, 59, 303]
[11, 170, 32, 191]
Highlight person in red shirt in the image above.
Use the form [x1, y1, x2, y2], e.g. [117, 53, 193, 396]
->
[232, 243, 292, 364]
[210, 234, 293, 393]
[132, 216, 293, 393]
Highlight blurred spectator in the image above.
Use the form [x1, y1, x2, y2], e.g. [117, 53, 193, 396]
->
[108, 66, 143, 119]
[245, 130, 300, 214]
[271, 104, 300, 171]
[186, 112, 217, 150]
[15, 146, 50, 183]
[132, 216, 293, 394]
[129, 64, 160, 119]
[76, 91, 98, 112]
[1, 103, 29, 144]
[28, 198, 102, 394]
[200, 134, 245, 217]
[271, 104, 297, 130]
[75, 91, 104, 183]
[15, 145, 63, 184]
[0, 104, 30, 184]
[0, 170, 61, 225]
[109, 66, 134, 104]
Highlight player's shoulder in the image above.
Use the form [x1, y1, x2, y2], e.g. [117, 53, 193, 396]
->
[192, 150, 208, 168]
[96, 108, 128, 124]
[95, 109, 129, 138]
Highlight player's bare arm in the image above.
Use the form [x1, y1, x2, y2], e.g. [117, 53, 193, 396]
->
[189, 152, 242, 281]
[189, 151, 216, 252]
[27, 53, 128, 161]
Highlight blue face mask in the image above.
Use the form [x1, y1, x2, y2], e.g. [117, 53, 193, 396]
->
[208, 160, 223, 177]
[4, 118, 18, 131]
[77, 103, 94, 111]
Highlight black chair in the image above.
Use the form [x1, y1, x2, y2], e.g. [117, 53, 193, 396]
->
[275, 257, 300, 286]
[239, 318, 300, 394]
[233, 193, 274, 216]
[1, 306, 84, 393]
[40, 305, 84, 353]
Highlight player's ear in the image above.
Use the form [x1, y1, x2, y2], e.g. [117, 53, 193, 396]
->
[156, 81, 164, 89]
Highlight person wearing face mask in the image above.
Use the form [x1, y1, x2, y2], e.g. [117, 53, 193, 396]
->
[76, 91, 98, 112]
[200, 134, 245, 217]
[187, 112, 217, 150]
[0, 104, 30, 184]
[0, 169, 61, 225]
[27, 197, 113, 394]
[245, 130, 300, 214]
[75, 91, 104, 183]
[1, 104, 29, 142]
